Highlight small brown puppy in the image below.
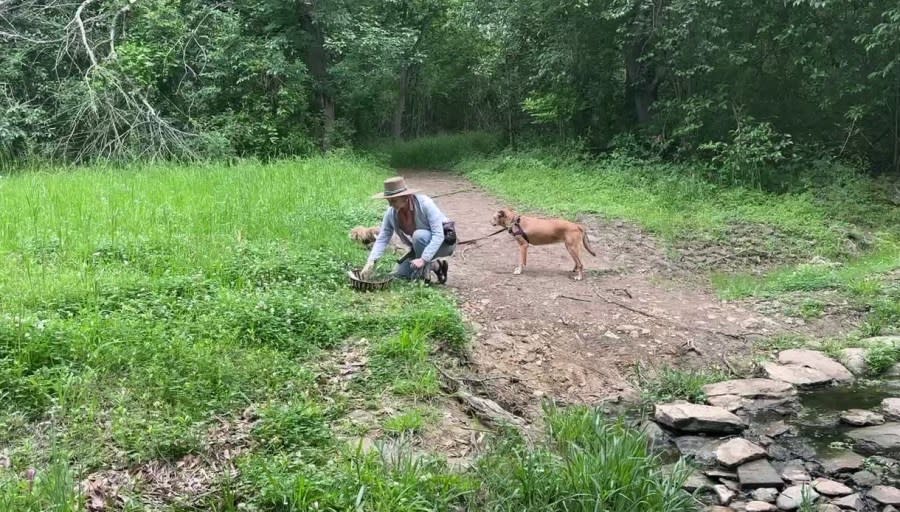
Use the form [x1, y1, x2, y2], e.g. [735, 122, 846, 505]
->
[349, 225, 380, 248]
[491, 208, 596, 280]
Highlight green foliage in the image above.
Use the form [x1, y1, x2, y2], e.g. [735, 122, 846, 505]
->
[636, 365, 729, 404]
[472, 406, 697, 512]
[373, 132, 502, 169]
[866, 343, 900, 375]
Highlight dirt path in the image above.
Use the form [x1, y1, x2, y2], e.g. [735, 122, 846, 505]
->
[402, 170, 822, 420]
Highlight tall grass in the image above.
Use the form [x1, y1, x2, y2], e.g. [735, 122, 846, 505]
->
[370, 132, 502, 169]
[473, 406, 696, 512]
[0, 156, 469, 508]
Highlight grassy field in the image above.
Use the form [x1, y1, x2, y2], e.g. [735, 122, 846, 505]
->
[0, 155, 695, 511]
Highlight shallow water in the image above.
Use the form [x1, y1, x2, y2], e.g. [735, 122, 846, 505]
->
[790, 378, 900, 456]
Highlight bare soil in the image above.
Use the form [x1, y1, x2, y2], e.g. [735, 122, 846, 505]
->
[401, 170, 857, 421]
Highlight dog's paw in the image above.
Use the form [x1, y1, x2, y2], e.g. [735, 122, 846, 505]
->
[513, 266, 522, 275]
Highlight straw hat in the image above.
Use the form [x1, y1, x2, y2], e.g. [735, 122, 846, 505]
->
[371, 176, 419, 199]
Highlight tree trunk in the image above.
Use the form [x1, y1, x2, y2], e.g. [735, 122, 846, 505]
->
[299, 3, 334, 150]
[393, 66, 408, 139]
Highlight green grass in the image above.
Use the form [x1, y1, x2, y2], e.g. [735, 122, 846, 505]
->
[369, 132, 502, 169]
[635, 365, 730, 404]
[0, 155, 697, 511]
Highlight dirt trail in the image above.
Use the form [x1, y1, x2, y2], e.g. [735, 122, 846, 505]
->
[402, 170, 829, 420]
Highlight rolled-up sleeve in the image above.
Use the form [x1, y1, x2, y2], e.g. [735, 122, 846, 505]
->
[367, 209, 394, 263]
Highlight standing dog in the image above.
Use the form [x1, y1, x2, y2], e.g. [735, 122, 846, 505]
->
[491, 208, 596, 280]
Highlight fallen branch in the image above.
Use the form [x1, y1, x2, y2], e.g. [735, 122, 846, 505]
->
[437, 367, 527, 430]
[432, 187, 477, 199]
[556, 294, 592, 303]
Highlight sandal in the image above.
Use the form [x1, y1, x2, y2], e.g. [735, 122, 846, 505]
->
[436, 260, 449, 284]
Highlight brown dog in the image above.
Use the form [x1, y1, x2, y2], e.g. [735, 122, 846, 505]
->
[491, 208, 596, 280]
[349, 225, 380, 248]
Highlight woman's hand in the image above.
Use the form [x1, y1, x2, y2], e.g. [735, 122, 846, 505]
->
[410, 258, 426, 270]
[360, 261, 375, 278]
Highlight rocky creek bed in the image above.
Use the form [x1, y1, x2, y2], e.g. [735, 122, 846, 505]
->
[646, 347, 900, 512]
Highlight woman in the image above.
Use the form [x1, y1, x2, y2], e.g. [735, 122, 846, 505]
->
[360, 176, 455, 283]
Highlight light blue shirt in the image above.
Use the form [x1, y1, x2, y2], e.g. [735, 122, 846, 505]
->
[367, 194, 449, 263]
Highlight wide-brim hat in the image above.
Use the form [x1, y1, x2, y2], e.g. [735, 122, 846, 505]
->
[371, 176, 419, 199]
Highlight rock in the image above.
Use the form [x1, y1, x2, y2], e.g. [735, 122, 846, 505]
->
[717, 438, 768, 468]
[777, 484, 820, 510]
[675, 436, 723, 466]
[767, 443, 793, 461]
[738, 459, 785, 489]
[816, 505, 841, 512]
[730, 501, 748, 511]
[830, 493, 865, 510]
[745, 501, 777, 512]
[655, 403, 746, 434]
[764, 421, 793, 438]
[751, 487, 779, 502]
[851, 469, 880, 487]
[869, 485, 900, 505]
[762, 362, 833, 388]
[822, 451, 866, 475]
[838, 348, 868, 375]
[781, 464, 811, 483]
[887, 363, 900, 378]
[884, 505, 899, 512]
[703, 379, 798, 412]
[861, 335, 900, 346]
[641, 420, 673, 453]
[721, 479, 740, 491]
[714, 484, 736, 505]
[777, 349, 854, 383]
[840, 409, 885, 426]
[847, 423, 900, 457]
[883, 399, 900, 422]
[705, 507, 733, 512]
[811, 477, 853, 496]
[705, 469, 739, 480]
[684, 469, 717, 492]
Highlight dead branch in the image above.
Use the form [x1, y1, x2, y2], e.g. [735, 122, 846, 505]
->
[437, 367, 528, 430]
[73, 0, 98, 73]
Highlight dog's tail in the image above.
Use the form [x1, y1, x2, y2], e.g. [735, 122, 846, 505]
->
[581, 227, 597, 256]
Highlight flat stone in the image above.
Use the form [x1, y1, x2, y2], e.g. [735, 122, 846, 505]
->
[705, 469, 739, 480]
[684, 469, 717, 492]
[850, 469, 879, 487]
[714, 484, 736, 505]
[751, 487, 779, 502]
[830, 493, 864, 510]
[777, 484, 819, 510]
[847, 422, 900, 457]
[816, 505, 841, 512]
[745, 501, 777, 512]
[675, 436, 723, 466]
[781, 464, 811, 482]
[738, 459, 785, 489]
[884, 506, 899, 512]
[703, 379, 798, 412]
[721, 479, 741, 491]
[764, 421, 793, 438]
[705, 507, 733, 512]
[883, 398, 900, 421]
[811, 477, 852, 496]
[655, 403, 746, 434]
[762, 362, 833, 388]
[717, 438, 768, 468]
[821, 451, 866, 475]
[869, 485, 900, 505]
[840, 409, 885, 426]
[777, 349, 854, 383]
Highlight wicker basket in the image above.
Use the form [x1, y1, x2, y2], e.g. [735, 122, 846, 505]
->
[347, 269, 393, 292]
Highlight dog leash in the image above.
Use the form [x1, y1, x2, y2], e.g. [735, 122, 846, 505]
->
[457, 227, 507, 246]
